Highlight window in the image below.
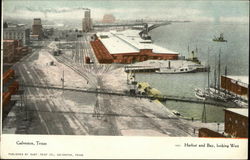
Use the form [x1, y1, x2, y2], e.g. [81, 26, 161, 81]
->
[242, 121, 245, 126]
[235, 120, 238, 124]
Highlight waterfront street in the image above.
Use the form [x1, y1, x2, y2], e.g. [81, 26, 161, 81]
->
[2, 33, 223, 136]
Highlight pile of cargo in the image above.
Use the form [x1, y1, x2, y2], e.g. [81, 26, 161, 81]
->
[85, 56, 91, 64]
[2, 69, 20, 118]
[90, 39, 113, 64]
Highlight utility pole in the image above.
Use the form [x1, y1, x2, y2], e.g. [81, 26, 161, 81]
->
[61, 70, 64, 91]
[58, 39, 60, 49]
[214, 68, 217, 89]
[202, 101, 207, 123]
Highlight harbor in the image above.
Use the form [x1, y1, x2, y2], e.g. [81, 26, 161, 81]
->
[2, 2, 249, 138]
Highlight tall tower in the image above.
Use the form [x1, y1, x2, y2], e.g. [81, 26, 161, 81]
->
[82, 9, 92, 32]
[32, 18, 43, 38]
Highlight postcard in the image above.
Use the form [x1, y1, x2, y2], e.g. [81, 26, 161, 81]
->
[1, 0, 248, 159]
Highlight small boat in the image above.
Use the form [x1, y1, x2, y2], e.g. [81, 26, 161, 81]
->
[156, 66, 196, 74]
[172, 110, 181, 116]
[194, 88, 206, 100]
[213, 33, 227, 42]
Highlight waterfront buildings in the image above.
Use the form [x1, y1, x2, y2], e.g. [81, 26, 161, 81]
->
[102, 14, 116, 23]
[82, 9, 92, 32]
[221, 75, 249, 99]
[3, 23, 30, 45]
[91, 30, 179, 64]
[3, 40, 17, 62]
[199, 108, 248, 138]
[224, 108, 248, 138]
[3, 40, 30, 63]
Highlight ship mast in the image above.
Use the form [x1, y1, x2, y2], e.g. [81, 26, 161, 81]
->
[214, 56, 217, 89]
[207, 47, 210, 90]
[202, 48, 208, 123]
[218, 49, 221, 94]
[225, 65, 228, 95]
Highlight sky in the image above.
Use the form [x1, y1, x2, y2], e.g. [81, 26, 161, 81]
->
[2, 0, 249, 23]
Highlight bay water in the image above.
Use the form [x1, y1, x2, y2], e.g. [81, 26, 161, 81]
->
[135, 22, 249, 122]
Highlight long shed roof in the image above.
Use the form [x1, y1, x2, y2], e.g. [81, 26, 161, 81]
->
[96, 29, 179, 55]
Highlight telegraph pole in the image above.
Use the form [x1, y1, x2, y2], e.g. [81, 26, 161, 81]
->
[202, 101, 207, 123]
[61, 70, 64, 91]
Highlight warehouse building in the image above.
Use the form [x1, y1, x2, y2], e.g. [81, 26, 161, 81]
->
[199, 108, 248, 138]
[224, 108, 248, 138]
[221, 75, 248, 99]
[91, 30, 179, 64]
[3, 23, 30, 45]
[3, 40, 17, 62]
[3, 40, 31, 63]
[102, 14, 116, 23]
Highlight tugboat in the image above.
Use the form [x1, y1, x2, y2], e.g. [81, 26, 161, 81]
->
[213, 33, 227, 42]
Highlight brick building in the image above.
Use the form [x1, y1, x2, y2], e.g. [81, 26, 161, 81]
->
[199, 108, 248, 138]
[198, 128, 225, 138]
[221, 75, 248, 98]
[91, 30, 179, 64]
[3, 40, 30, 63]
[224, 108, 248, 138]
[3, 40, 17, 62]
[102, 14, 116, 23]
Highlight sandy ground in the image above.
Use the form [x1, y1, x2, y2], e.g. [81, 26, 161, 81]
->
[33, 49, 89, 88]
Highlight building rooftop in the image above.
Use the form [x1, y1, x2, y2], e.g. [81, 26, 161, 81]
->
[225, 108, 248, 117]
[97, 32, 139, 54]
[3, 40, 16, 42]
[4, 26, 29, 31]
[222, 75, 249, 88]
[96, 29, 179, 55]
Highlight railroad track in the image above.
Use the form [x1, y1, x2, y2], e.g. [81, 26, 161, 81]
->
[55, 55, 98, 87]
